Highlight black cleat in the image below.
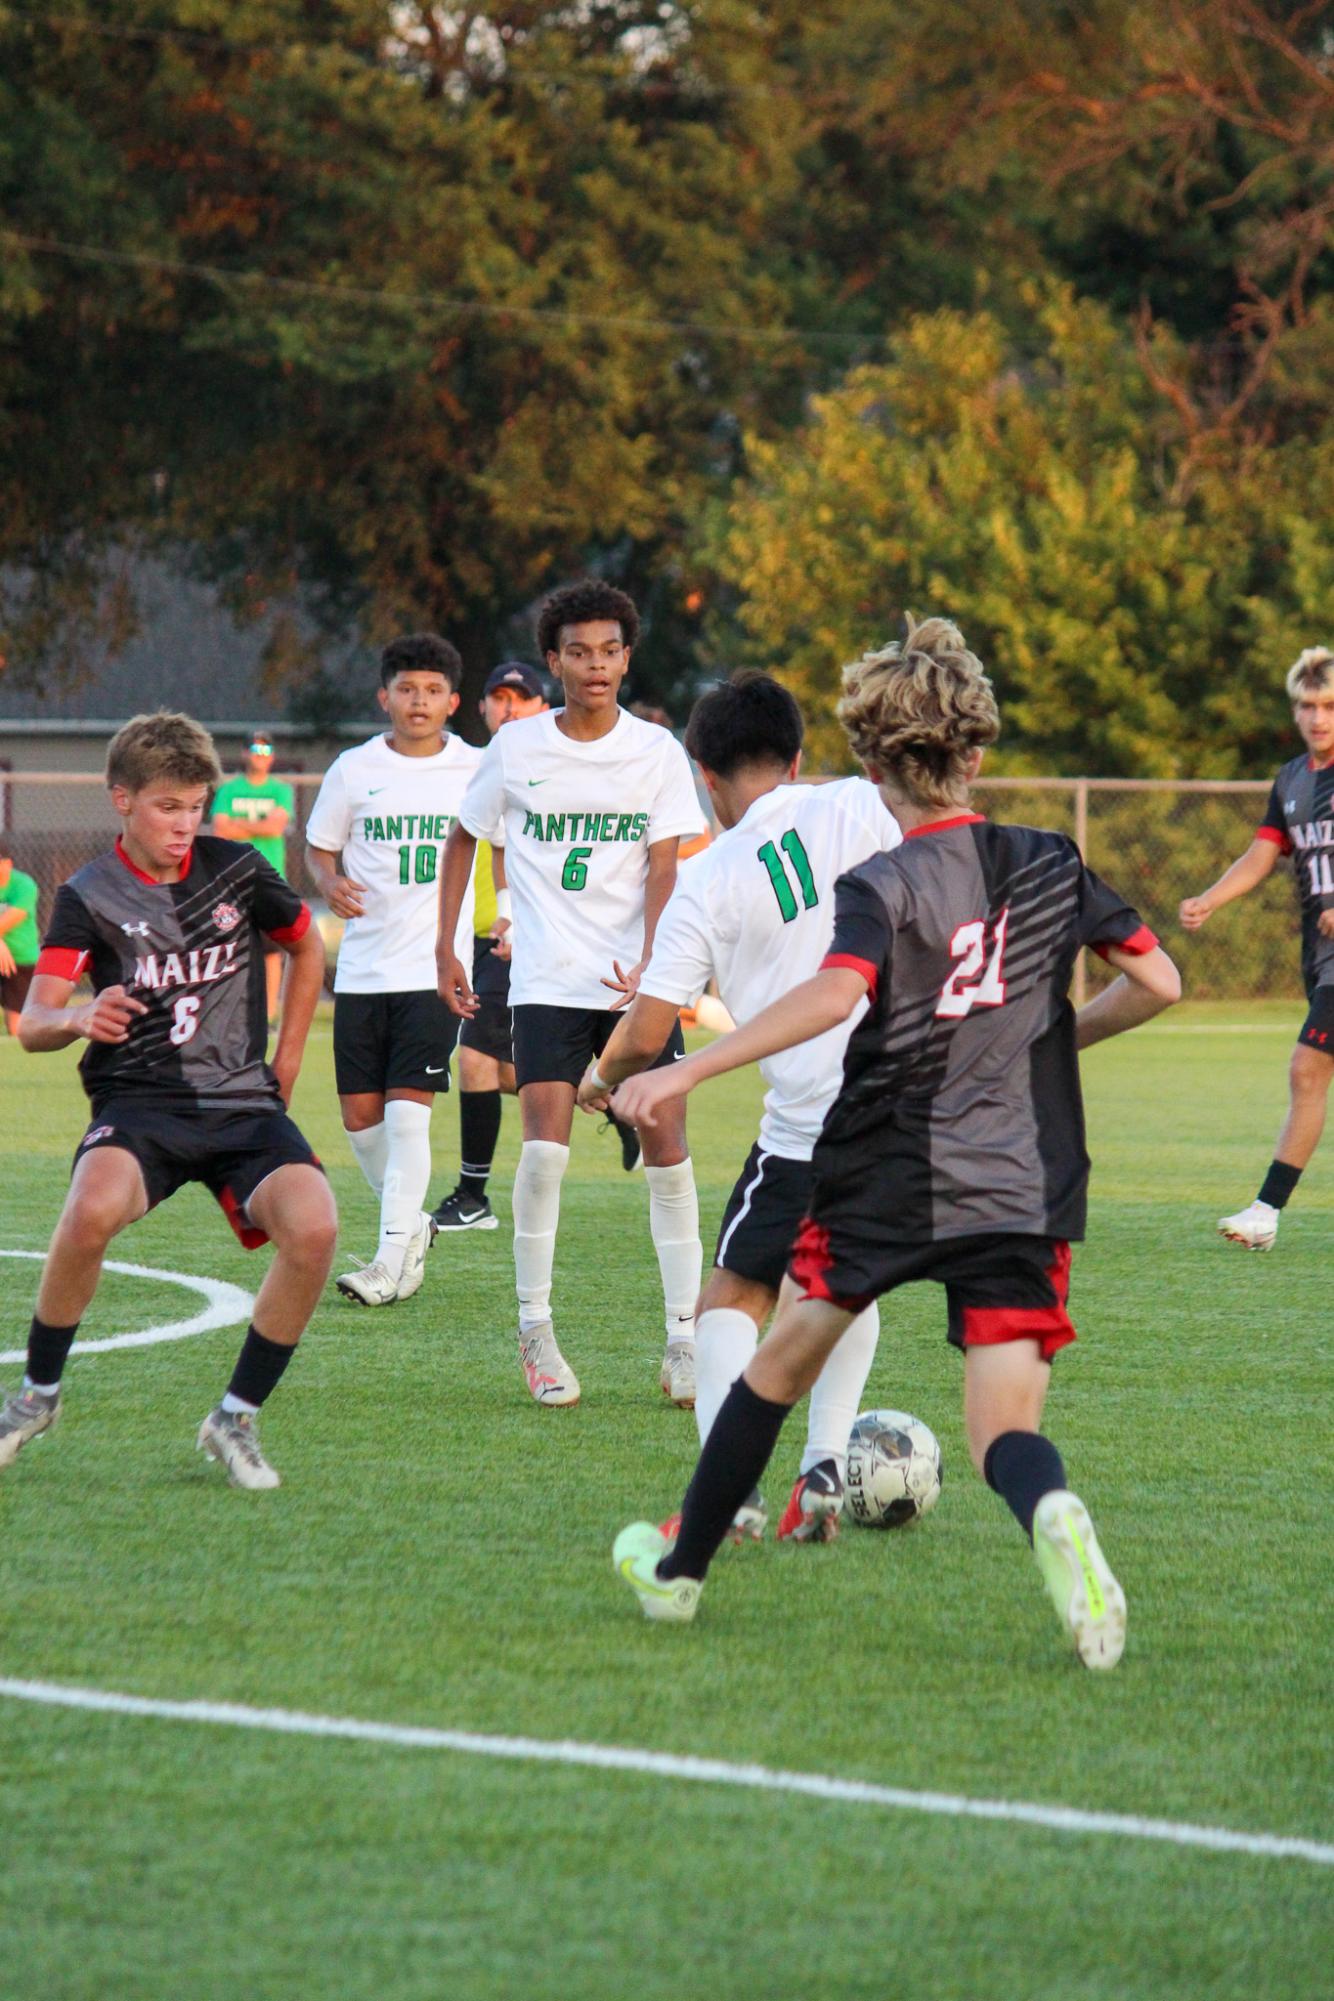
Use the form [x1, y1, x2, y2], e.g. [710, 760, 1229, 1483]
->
[431, 1187, 499, 1232]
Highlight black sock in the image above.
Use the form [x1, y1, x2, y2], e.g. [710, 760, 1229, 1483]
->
[983, 1430, 1067, 1542]
[1257, 1160, 1302, 1210]
[659, 1377, 793, 1582]
[459, 1090, 502, 1200]
[26, 1316, 79, 1388]
[226, 1326, 296, 1410]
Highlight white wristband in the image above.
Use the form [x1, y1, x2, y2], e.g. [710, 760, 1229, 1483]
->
[588, 1064, 611, 1094]
[494, 888, 512, 922]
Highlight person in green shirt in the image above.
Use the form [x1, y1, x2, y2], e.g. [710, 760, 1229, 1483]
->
[211, 732, 295, 1023]
[0, 839, 41, 1036]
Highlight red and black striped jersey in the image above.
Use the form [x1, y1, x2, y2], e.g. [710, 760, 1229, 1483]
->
[37, 836, 310, 1115]
[816, 816, 1156, 1244]
[1258, 753, 1334, 995]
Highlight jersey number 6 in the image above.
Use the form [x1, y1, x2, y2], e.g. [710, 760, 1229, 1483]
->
[936, 908, 1010, 1019]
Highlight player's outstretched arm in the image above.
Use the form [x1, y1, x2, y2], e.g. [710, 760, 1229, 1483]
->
[1075, 945, 1182, 1051]
[268, 923, 325, 1105]
[18, 976, 147, 1053]
[436, 822, 479, 1016]
[1179, 838, 1279, 930]
[611, 965, 869, 1129]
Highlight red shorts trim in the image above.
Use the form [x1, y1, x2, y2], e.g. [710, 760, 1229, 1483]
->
[216, 1181, 271, 1251]
[789, 1215, 875, 1315]
[959, 1241, 1075, 1362]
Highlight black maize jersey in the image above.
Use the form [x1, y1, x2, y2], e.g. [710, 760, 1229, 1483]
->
[1259, 754, 1334, 994]
[818, 816, 1155, 1245]
[39, 836, 309, 1115]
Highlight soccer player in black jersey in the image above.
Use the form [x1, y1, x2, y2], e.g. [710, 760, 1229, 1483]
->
[1181, 646, 1334, 1251]
[611, 616, 1181, 1668]
[0, 712, 337, 1490]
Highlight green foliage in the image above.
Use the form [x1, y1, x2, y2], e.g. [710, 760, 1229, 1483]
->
[702, 287, 1334, 773]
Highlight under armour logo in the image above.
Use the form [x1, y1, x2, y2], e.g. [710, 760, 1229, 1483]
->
[120, 921, 152, 937]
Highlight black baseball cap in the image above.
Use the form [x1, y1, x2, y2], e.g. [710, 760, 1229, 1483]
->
[482, 660, 546, 701]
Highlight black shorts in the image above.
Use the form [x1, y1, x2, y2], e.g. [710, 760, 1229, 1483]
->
[333, 990, 461, 1096]
[511, 1003, 685, 1091]
[73, 1100, 322, 1249]
[459, 937, 513, 1065]
[789, 1220, 1076, 1363]
[715, 1143, 814, 1291]
[1, 964, 35, 1014]
[1298, 979, 1334, 1053]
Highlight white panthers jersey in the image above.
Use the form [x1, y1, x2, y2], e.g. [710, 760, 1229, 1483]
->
[459, 708, 704, 1009]
[305, 731, 481, 993]
[640, 778, 902, 1158]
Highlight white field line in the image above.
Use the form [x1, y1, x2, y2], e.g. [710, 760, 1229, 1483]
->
[1, 1677, 1330, 1868]
[0, 1252, 252, 1364]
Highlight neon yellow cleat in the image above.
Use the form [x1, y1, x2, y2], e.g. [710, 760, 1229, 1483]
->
[1033, 1489, 1126, 1669]
[613, 1522, 701, 1624]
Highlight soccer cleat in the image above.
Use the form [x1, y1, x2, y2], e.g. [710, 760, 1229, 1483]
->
[1218, 1199, 1279, 1251]
[603, 1111, 642, 1173]
[394, 1212, 437, 1301]
[777, 1457, 844, 1543]
[613, 1522, 701, 1624]
[0, 1386, 61, 1471]
[196, 1406, 281, 1491]
[659, 1341, 696, 1408]
[518, 1323, 581, 1408]
[1032, 1489, 1126, 1670]
[660, 1487, 766, 1546]
[431, 1187, 498, 1232]
[335, 1257, 402, 1306]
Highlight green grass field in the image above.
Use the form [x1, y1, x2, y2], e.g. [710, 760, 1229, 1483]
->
[0, 1005, 1329, 2001]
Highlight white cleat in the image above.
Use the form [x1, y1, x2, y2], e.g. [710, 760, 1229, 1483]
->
[1218, 1199, 1279, 1251]
[614, 1522, 701, 1624]
[0, 1386, 61, 1471]
[395, 1212, 436, 1301]
[197, 1406, 281, 1491]
[1033, 1489, 1126, 1670]
[659, 1341, 696, 1409]
[518, 1323, 581, 1408]
[336, 1257, 401, 1306]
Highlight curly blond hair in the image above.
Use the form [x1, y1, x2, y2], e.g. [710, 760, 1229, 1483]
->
[106, 711, 222, 794]
[837, 615, 1000, 809]
[1285, 647, 1334, 702]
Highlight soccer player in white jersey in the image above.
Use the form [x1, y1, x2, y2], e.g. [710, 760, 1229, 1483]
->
[579, 673, 901, 1540]
[436, 581, 705, 1409]
[306, 634, 481, 1304]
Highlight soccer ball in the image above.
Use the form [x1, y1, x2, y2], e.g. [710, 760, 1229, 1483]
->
[844, 1410, 942, 1528]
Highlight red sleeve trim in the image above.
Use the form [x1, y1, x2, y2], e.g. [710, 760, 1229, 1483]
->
[265, 904, 312, 946]
[821, 952, 879, 1002]
[1092, 923, 1159, 962]
[35, 946, 90, 982]
[1255, 825, 1292, 854]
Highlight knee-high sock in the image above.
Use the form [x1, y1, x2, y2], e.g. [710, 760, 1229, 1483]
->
[377, 1099, 433, 1279]
[801, 1302, 879, 1476]
[659, 1376, 793, 1583]
[513, 1140, 569, 1333]
[693, 1306, 760, 1446]
[347, 1121, 388, 1195]
[644, 1158, 702, 1345]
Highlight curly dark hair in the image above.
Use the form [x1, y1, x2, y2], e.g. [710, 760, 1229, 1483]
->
[537, 581, 640, 660]
[685, 672, 804, 778]
[380, 632, 463, 690]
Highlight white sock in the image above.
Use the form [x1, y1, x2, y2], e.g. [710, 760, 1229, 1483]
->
[377, 1099, 433, 1280]
[24, 1377, 61, 1398]
[801, 1303, 880, 1477]
[513, 1140, 569, 1333]
[693, 1306, 759, 1447]
[220, 1391, 259, 1416]
[347, 1121, 388, 1195]
[645, 1158, 702, 1346]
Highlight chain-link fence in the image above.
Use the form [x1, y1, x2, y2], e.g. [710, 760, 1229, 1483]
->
[0, 769, 1304, 1004]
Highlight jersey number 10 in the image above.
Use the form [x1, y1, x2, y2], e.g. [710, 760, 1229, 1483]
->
[758, 831, 818, 923]
[936, 908, 1010, 1018]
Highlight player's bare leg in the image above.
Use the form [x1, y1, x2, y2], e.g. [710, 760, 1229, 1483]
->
[337, 1085, 436, 1304]
[965, 1339, 1125, 1669]
[636, 1097, 701, 1408]
[0, 1147, 148, 1470]
[198, 1163, 337, 1491]
[1221, 1041, 1334, 1250]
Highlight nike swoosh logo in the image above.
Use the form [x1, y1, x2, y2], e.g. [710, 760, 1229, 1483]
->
[425, 1065, 445, 1075]
[368, 787, 388, 796]
[527, 779, 549, 788]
